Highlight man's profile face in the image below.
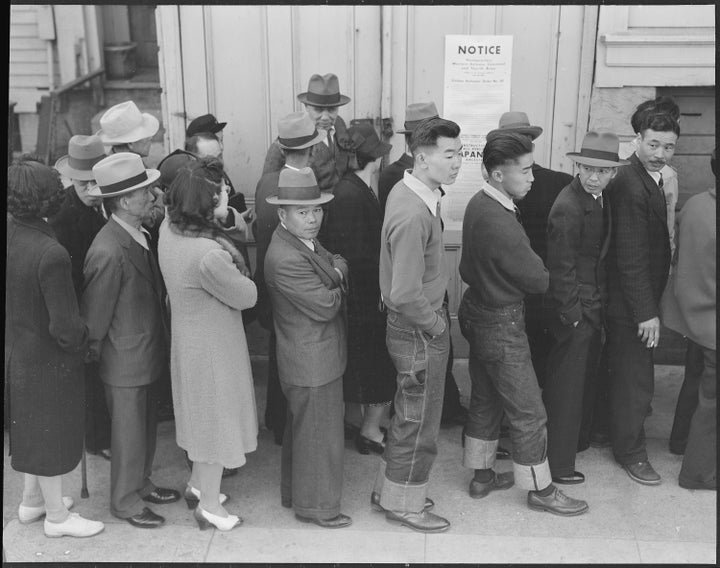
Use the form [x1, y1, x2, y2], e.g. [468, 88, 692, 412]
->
[304, 104, 339, 131]
[72, 179, 103, 207]
[123, 185, 156, 222]
[195, 137, 223, 159]
[417, 136, 463, 187]
[279, 204, 324, 240]
[494, 152, 535, 201]
[636, 128, 677, 172]
[577, 163, 617, 195]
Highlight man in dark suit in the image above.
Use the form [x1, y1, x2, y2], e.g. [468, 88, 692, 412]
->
[50, 135, 111, 461]
[486, 112, 574, 388]
[544, 131, 626, 486]
[605, 113, 677, 485]
[81, 152, 180, 528]
[253, 111, 324, 445]
[262, 73, 350, 192]
[264, 167, 352, 529]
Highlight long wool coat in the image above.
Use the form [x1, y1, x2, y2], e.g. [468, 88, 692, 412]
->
[158, 223, 258, 468]
[5, 216, 88, 476]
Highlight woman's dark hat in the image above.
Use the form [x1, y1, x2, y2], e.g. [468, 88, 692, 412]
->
[277, 112, 326, 150]
[186, 114, 227, 138]
[567, 131, 629, 168]
[266, 167, 334, 206]
[157, 150, 198, 189]
[395, 102, 440, 134]
[487, 111, 543, 141]
[340, 123, 392, 167]
[55, 135, 106, 181]
[297, 73, 350, 108]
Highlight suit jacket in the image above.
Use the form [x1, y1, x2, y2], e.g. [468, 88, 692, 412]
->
[261, 116, 349, 192]
[264, 224, 348, 388]
[49, 189, 106, 298]
[81, 217, 168, 387]
[546, 177, 612, 328]
[605, 153, 671, 324]
[378, 152, 413, 213]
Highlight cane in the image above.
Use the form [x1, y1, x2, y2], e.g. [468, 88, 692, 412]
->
[81, 441, 89, 498]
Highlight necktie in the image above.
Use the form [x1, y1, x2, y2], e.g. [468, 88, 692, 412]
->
[598, 194, 603, 209]
[326, 130, 334, 156]
[658, 173, 664, 189]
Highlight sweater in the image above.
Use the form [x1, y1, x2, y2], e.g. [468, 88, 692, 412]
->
[379, 180, 447, 334]
[460, 188, 549, 307]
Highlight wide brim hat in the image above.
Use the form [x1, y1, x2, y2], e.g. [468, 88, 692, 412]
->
[54, 135, 106, 181]
[343, 122, 392, 159]
[297, 73, 350, 108]
[97, 101, 160, 145]
[186, 113, 227, 138]
[396, 102, 440, 134]
[277, 111, 327, 150]
[266, 166, 334, 205]
[567, 131, 630, 168]
[88, 152, 160, 198]
[487, 111, 543, 141]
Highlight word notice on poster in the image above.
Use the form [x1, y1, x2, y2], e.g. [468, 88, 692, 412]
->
[442, 35, 513, 231]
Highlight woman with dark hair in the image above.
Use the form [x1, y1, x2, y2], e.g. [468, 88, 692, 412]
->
[6, 156, 104, 538]
[324, 123, 396, 455]
[157, 158, 257, 531]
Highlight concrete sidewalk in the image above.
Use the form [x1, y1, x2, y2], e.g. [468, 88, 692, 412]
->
[3, 362, 716, 563]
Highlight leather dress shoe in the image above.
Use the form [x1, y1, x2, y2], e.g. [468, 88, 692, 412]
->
[623, 461, 661, 485]
[469, 471, 514, 498]
[295, 513, 352, 529]
[370, 491, 434, 512]
[527, 486, 589, 516]
[385, 509, 450, 533]
[356, 433, 385, 455]
[125, 507, 165, 528]
[142, 487, 181, 505]
[552, 471, 585, 485]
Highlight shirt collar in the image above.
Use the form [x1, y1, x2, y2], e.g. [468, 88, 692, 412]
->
[280, 222, 315, 251]
[112, 213, 151, 250]
[403, 170, 441, 216]
[481, 180, 517, 213]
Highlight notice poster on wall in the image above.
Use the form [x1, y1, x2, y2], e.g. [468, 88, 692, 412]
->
[442, 35, 513, 231]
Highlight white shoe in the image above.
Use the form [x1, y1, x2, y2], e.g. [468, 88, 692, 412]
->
[18, 496, 74, 524]
[44, 512, 105, 538]
[194, 507, 242, 531]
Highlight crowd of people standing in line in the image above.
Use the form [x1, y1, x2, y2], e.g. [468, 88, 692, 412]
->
[5, 71, 716, 538]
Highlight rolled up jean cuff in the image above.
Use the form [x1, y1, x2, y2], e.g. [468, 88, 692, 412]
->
[463, 435, 498, 470]
[513, 458, 552, 491]
[376, 460, 428, 513]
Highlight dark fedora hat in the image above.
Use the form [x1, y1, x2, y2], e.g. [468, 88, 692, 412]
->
[567, 131, 630, 168]
[186, 113, 227, 138]
[277, 111, 326, 150]
[55, 135, 106, 181]
[266, 167, 334, 206]
[395, 102, 440, 134]
[487, 111, 543, 141]
[297, 73, 350, 108]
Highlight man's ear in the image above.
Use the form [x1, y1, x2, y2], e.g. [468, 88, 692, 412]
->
[490, 167, 503, 184]
[277, 207, 286, 222]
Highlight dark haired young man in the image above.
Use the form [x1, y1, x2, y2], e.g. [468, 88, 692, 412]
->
[605, 113, 678, 486]
[458, 131, 588, 516]
[372, 118, 461, 533]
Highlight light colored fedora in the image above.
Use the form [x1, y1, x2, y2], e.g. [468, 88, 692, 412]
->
[88, 152, 161, 198]
[277, 111, 326, 150]
[297, 73, 351, 108]
[266, 167, 334, 206]
[395, 102, 440, 134]
[487, 111, 543, 141]
[54, 135, 106, 181]
[97, 101, 160, 145]
[567, 131, 629, 168]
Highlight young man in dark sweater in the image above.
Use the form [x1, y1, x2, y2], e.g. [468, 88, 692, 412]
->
[458, 131, 588, 516]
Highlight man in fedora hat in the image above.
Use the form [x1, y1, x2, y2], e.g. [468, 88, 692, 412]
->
[604, 112, 677, 486]
[543, 131, 627, 486]
[262, 73, 350, 193]
[254, 111, 325, 446]
[98, 100, 160, 160]
[459, 131, 588, 517]
[264, 167, 352, 529]
[50, 134, 111, 461]
[81, 152, 180, 529]
[487, 112, 573, 390]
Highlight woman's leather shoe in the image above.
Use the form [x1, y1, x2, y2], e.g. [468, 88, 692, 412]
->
[370, 491, 434, 512]
[142, 487, 181, 505]
[44, 513, 105, 538]
[356, 433, 385, 455]
[552, 471, 585, 485]
[19, 496, 74, 524]
[125, 507, 165, 528]
[183, 485, 229, 509]
[295, 513, 352, 528]
[385, 509, 450, 533]
[194, 507, 242, 531]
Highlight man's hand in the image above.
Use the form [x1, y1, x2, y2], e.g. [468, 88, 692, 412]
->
[637, 317, 661, 348]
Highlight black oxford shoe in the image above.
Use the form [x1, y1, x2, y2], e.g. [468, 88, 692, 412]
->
[623, 461, 661, 485]
[385, 509, 450, 533]
[469, 471, 515, 498]
[125, 507, 165, 529]
[527, 487, 589, 517]
[142, 487, 181, 505]
[552, 471, 586, 485]
[370, 491, 434, 512]
[295, 513, 352, 529]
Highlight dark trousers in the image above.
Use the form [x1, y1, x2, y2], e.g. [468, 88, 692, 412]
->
[85, 362, 111, 452]
[104, 383, 159, 518]
[584, 345, 611, 445]
[264, 329, 287, 443]
[280, 377, 344, 520]
[544, 315, 602, 477]
[525, 296, 553, 388]
[607, 318, 655, 465]
[442, 306, 465, 418]
[669, 340, 705, 453]
[679, 344, 716, 488]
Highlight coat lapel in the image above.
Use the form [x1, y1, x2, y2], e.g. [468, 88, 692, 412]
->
[629, 153, 668, 226]
[107, 218, 158, 289]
